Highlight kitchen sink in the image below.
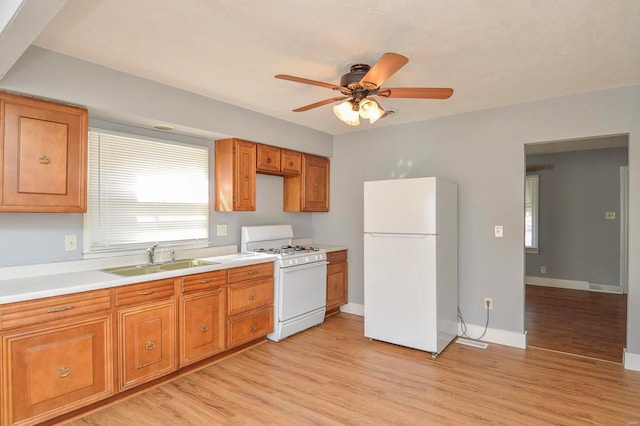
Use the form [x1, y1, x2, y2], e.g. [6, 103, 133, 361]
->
[102, 259, 220, 277]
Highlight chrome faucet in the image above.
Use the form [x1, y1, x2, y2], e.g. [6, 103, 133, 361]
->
[146, 244, 159, 265]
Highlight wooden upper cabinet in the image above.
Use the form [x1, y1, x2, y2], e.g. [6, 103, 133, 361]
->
[256, 144, 301, 176]
[284, 154, 330, 212]
[215, 138, 256, 211]
[0, 92, 88, 212]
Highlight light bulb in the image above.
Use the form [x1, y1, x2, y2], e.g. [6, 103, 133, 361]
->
[359, 99, 384, 124]
[333, 101, 360, 126]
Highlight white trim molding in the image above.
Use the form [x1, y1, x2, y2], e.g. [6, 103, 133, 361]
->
[458, 323, 527, 349]
[624, 349, 640, 371]
[526, 276, 623, 294]
[340, 302, 364, 316]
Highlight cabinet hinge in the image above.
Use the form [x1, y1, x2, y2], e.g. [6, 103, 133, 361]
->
[233, 147, 236, 154]
[233, 197, 236, 203]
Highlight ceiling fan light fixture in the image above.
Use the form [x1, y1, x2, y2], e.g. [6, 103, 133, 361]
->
[358, 99, 384, 124]
[333, 100, 360, 126]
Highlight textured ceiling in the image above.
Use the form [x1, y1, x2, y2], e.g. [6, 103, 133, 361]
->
[29, 0, 640, 135]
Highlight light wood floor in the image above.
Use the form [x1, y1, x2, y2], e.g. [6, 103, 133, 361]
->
[66, 313, 640, 425]
[525, 285, 627, 363]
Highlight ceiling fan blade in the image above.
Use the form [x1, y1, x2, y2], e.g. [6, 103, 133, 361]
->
[292, 96, 348, 112]
[275, 74, 340, 90]
[378, 87, 454, 99]
[360, 52, 409, 88]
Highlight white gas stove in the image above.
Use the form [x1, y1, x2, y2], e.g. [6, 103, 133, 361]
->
[241, 225, 327, 341]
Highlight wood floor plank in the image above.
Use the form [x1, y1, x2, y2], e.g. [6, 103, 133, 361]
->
[525, 285, 627, 363]
[66, 313, 640, 425]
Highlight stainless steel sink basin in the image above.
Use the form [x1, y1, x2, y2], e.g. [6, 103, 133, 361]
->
[102, 259, 220, 277]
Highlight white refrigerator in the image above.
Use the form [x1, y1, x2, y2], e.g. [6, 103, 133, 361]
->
[364, 177, 458, 356]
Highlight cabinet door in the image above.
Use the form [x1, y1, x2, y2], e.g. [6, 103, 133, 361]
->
[118, 300, 176, 391]
[180, 288, 225, 367]
[256, 144, 281, 173]
[302, 155, 329, 212]
[2, 316, 113, 425]
[227, 307, 273, 349]
[326, 259, 348, 313]
[234, 140, 257, 211]
[280, 149, 301, 175]
[0, 92, 88, 212]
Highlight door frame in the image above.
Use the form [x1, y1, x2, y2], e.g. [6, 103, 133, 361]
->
[620, 166, 629, 294]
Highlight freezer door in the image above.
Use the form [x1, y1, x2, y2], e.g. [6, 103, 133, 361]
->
[364, 177, 437, 234]
[364, 233, 438, 351]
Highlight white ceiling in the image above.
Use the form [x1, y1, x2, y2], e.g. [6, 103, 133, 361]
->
[12, 1, 640, 135]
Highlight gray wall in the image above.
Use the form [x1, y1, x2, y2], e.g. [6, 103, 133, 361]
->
[314, 86, 640, 355]
[2, 47, 640, 358]
[525, 148, 628, 285]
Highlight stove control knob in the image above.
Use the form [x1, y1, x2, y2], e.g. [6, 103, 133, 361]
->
[288, 260, 293, 266]
[294, 258, 298, 264]
[305, 257, 309, 263]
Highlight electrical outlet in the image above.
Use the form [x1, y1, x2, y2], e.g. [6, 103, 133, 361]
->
[64, 235, 78, 251]
[484, 297, 493, 311]
[540, 265, 547, 274]
[216, 224, 228, 236]
[494, 226, 504, 238]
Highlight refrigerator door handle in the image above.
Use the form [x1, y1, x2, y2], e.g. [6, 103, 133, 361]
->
[368, 233, 429, 239]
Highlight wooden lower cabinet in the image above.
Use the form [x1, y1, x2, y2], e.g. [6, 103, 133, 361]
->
[180, 287, 226, 367]
[227, 307, 273, 349]
[326, 250, 348, 314]
[1, 315, 113, 426]
[118, 299, 177, 391]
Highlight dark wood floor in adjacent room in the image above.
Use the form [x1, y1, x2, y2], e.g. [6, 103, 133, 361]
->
[66, 313, 640, 425]
[525, 284, 627, 363]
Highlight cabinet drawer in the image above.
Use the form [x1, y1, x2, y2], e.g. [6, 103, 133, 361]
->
[228, 277, 274, 316]
[115, 278, 175, 307]
[0, 289, 112, 331]
[281, 149, 301, 175]
[227, 307, 273, 349]
[182, 270, 226, 294]
[327, 250, 347, 264]
[2, 315, 113, 425]
[227, 262, 273, 284]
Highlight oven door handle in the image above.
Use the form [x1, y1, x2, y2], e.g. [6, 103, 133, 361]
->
[282, 261, 328, 272]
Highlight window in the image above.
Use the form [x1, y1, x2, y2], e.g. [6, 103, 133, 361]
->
[84, 130, 209, 256]
[525, 175, 539, 251]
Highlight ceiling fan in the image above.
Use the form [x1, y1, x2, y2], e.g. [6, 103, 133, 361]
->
[275, 52, 453, 126]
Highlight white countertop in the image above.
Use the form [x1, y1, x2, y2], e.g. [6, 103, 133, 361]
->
[0, 248, 276, 304]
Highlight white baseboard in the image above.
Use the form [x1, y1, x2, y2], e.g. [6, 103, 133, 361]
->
[458, 323, 527, 349]
[526, 276, 623, 294]
[624, 349, 640, 371]
[340, 302, 364, 316]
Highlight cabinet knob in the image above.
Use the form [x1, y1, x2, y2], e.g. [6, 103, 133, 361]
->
[145, 341, 156, 350]
[249, 324, 257, 332]
[333, 285, 338, 291]
[266, 157, 272, 163]
[314, 183, 320, 188]
[39, 154, 51, 165]
[289, 161, 294, 166]
[248, 294, 256, 301]
[243, 175, 249, 181]
[200, 324, 209, 332]
[57, 366, 71, 378]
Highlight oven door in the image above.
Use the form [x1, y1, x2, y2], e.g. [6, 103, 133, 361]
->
[277, 261, 327, 322]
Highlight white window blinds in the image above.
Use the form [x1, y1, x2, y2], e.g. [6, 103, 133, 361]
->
[84, 130, 209, 255]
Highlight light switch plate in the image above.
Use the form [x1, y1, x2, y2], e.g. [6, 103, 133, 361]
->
[216, 224, 228, 236]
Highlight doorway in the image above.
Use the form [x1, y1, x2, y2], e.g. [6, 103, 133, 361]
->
[524, 135, 629, 363]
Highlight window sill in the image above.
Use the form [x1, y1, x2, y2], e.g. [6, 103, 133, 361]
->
[525, 248, 539, 254]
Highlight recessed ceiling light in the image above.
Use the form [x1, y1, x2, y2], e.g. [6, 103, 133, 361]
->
[153, 124, 174, 131]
